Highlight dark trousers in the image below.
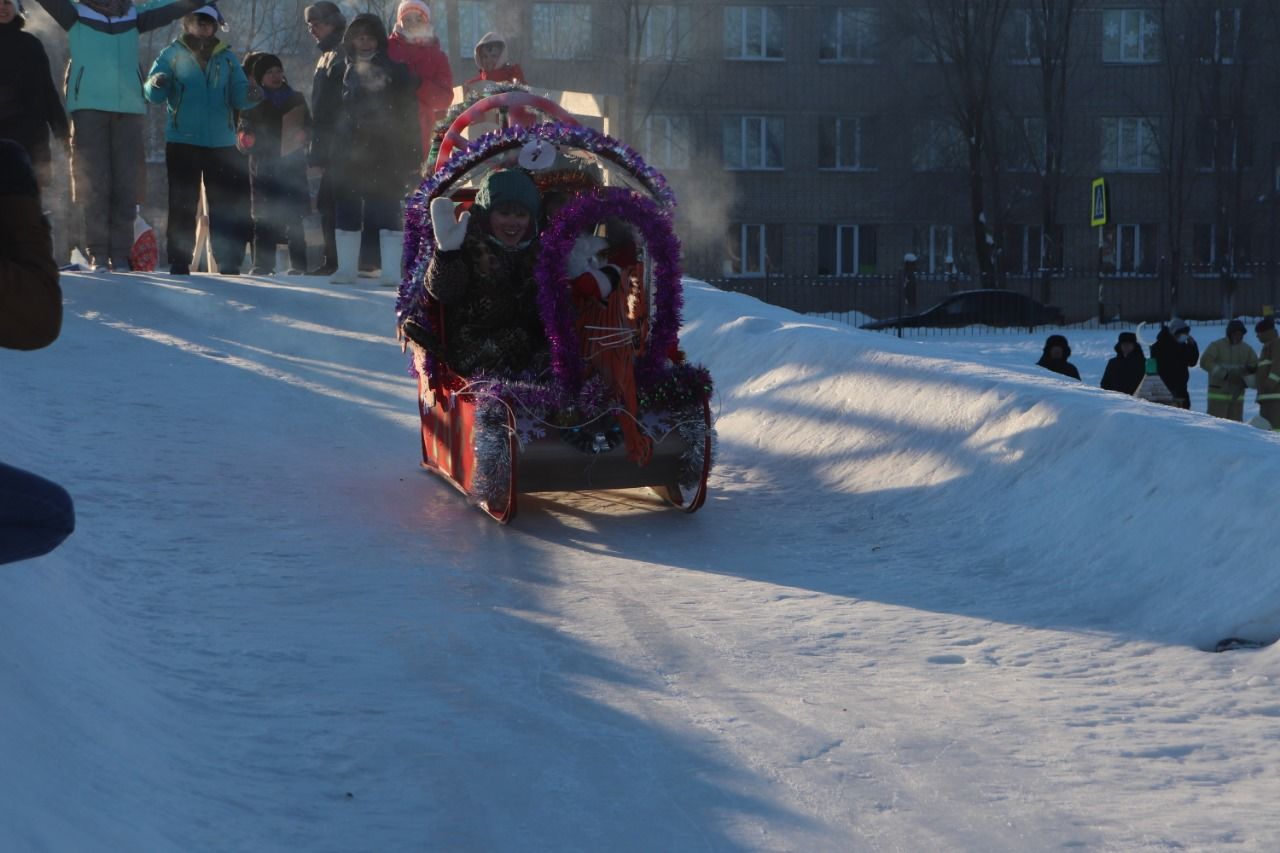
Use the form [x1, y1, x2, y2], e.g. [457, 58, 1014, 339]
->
[333, 182, 402, 235]
[0, 462, 74, 566]
[70, 110, 143, 267]
[165, 142, 251, 271]
[317, 171, 337, 266]
[251, 162, 309, 273]
[253, 215, 308, 273]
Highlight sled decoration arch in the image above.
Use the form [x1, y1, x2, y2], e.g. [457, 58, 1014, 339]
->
[535, 187, 683, 394]
[432, 91, 578, 173]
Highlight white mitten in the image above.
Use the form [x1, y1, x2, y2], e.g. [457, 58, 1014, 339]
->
[567, 233, 608, 278]
[430, 197, 470, 251]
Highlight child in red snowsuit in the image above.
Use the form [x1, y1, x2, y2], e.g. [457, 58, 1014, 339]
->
[386, 0, 452, 164]
[463, 31, 525, 98]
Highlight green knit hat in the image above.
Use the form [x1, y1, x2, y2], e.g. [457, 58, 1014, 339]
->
[475, 169, 539, 221]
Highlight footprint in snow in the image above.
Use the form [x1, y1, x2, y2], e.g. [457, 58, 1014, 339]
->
[927, 654, 967, 665]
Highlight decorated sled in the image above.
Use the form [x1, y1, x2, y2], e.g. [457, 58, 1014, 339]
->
[395, 90, 715, 523]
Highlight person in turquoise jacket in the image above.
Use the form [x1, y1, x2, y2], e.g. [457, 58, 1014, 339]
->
[29, 0, 202, 271]
[143, 3, 260, 274]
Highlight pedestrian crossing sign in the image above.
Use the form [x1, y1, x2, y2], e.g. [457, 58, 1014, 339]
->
[1091, 178, 1108, 227]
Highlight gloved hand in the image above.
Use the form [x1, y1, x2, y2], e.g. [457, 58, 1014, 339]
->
[147, 72, 169, 90]
[572, 265, 621, 302]
[236, 130, 255, 153]
[430, 197, 469, 251]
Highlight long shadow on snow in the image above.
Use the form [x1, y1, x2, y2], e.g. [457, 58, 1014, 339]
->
[518, 345, 1280, 651]
[19, 274, 822, 851]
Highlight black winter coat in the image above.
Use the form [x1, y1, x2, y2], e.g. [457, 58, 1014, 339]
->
[1037, 356, 1081, 380]
[307, 25, 345, 169]
[0, 18, 70, 172]
[240, 87, 310, 208]
[312, 14, 419, 186]
[1150, 328, 1200, 401]
[1101, 344, 1146, 395]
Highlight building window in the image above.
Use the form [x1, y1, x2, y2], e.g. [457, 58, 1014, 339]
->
[724, 6, 783, 60]
[532, 3, 593, 60]
[1002, 116, 1046, 173]
[913, 225, 959, 274]
[912, 35, 953, 63]
[818, 224, 877, 275]
[1004, 9, 1041, 65]
[819, 116, 871, 170]
[1192, 223, 1251, 270]
[912, 119, 965, 171]
[723, 115, 784, 170]
[1196, 117, 1253, 171]
[1208, 7, 1241, 63]
[1101, 117, 1159, 172]
[1000, 224, 1063, 273]
[1099, 223, 1157, 275]
[640, 114, 690, 170]
[635, 5, 691, 61]
[724, 223, 778, 277]
[424, 1, 449, 54]
[820, 8, 876, 63]
[1102, 9, 1161, 64]
[457, 1, 496, 59]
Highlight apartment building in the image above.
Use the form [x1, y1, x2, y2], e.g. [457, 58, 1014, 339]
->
[416, 0, 1279, 302]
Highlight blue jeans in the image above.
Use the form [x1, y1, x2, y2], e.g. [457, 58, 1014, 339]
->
[0, 462, 75, 566]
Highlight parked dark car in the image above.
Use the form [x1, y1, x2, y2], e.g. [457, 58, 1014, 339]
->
[861, 289, 1066, 330]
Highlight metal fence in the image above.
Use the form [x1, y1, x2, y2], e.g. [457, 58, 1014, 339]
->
[706, 263, 1280, 335]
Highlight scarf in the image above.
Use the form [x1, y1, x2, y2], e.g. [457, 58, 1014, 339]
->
[81, 0, 133, 18]
[263, 84, 294, 110]
[180, 33, 218, 69]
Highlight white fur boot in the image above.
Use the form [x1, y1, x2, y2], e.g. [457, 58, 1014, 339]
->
[329, 229, 361, 284]
[379, 229, 405, 287]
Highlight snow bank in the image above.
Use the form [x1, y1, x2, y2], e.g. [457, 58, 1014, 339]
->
[679, 280, 1280, 650]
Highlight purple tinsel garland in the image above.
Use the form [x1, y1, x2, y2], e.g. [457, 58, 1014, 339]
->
[534, 187, 683, 393]
[396, 122, 678, 331]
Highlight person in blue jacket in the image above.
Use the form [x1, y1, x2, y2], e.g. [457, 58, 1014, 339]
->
[28, 0, 203, 272]
[143, 3, 260, 274]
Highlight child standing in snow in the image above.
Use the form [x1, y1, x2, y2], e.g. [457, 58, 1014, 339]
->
[387, 0, 453, 165]
[238, 53, 311, 275]
[463, 31, 525, 96]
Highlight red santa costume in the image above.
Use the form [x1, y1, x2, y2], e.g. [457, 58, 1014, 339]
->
[387, 0, 454, 160]
[569, 233, 652, 466]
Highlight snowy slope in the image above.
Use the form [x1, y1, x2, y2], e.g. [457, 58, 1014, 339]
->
[2, 270, 1279, 852]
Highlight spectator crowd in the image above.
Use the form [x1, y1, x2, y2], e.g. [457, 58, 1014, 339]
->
[1, 0, 527, 283]
[1039, 317, 1280, 430]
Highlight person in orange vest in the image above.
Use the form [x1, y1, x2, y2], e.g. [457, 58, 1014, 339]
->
[1198, 319, 1257, 421]
[1254, 316, 1280, 430]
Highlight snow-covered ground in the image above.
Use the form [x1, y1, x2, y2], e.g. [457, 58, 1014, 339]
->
[3, 270, 1279, 852]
